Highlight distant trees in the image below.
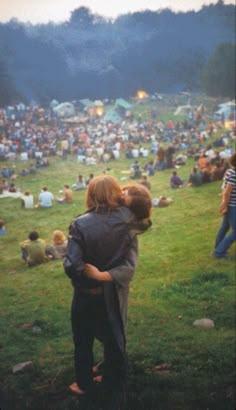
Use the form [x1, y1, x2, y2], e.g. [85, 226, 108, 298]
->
[0, 4, 235, 104]
[0, 60, 16, 107]
[69, 7, 95, 27]
[201, 43, 235, 99]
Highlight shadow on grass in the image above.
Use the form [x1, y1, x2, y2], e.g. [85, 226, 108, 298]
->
[127, 360, 235, 410]
[1, 360, 235, 410]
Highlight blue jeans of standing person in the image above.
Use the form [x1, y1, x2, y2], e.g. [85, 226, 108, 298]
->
[214, 206, 236, 258]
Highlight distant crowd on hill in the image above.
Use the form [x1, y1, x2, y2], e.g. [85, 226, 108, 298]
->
[0, 100, 235, 202]
[0, 101, 235, 167]
[1, 101, 235, 273]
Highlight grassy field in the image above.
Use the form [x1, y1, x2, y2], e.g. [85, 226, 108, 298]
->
[0, 145, 235, 409]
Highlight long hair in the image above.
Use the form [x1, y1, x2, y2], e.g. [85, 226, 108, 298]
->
[122, 183, 152, 220]
[53, 230, 66, 245]
[86, 175, 124, 210]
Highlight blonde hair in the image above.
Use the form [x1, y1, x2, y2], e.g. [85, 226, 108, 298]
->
[52, 230, 66, 245]
[86, 175, 124, 210]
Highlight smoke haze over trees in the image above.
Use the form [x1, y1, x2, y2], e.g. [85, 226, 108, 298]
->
[0, 1, 235, 105]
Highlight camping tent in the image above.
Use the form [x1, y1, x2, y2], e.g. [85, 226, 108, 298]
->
[50, 99, 59, 109]
[103, 109, 121, 124]
[214, 101, 236, 120]
[53, 102, 75, 118]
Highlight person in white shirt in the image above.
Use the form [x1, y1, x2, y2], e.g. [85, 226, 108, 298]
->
[21, 190, 34, 208]
[38, 186, 54, 208]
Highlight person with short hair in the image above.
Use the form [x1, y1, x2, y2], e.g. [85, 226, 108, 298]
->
[86, 173, 94, 186]
[187, 166, 203, 187]
[214, 151, 236, 259]
[8, 183, 17, 193]
[57, 185, 73, 203]
[170, 170, 184, 188]
[20, 231, 49, 266]
[38, 186, 54, 207]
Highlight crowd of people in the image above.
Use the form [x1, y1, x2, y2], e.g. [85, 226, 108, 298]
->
[0, 100, 235, 409]
[0, 100, 235, 204]
[0, 100, 235, 168]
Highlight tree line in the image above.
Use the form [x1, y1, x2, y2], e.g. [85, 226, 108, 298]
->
[0, 1, 235, 106]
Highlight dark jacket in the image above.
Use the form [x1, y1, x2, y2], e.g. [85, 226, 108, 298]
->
[64, 206, 150, 352]
[64, 206, 136, 283]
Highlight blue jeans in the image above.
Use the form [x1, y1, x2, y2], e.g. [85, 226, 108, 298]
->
[21, 249, 28, 261]
[214, 206, 236, 258]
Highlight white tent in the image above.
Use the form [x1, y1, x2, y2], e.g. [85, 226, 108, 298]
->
[53, 102, 75, 118]
[50, 99, 59, 109]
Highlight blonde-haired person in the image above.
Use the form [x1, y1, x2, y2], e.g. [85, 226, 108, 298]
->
[46, 230, 68, 259]
[64, 175, 151, 407]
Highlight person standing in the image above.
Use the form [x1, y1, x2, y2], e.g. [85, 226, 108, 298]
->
[64, 176, 151, 409]
[61, 138, 69, 159]
[214, 151, 236, 259]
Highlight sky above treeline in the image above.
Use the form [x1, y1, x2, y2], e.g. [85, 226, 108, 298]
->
[0, 0, 234, 24]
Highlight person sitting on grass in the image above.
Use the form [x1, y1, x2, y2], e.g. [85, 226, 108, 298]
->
[170, 170, 184, 189]
[72, 175, 86, 191]
[21, 190, 34, 209]
[8, 183, 17, 193]
[20, 231, 49, 267]
[0, 219, 7, 235]
[37, 186, 54, 208]
[46, 230, 68, 259]
[187, 166, 203, 187]
[57, 185, 73, 203]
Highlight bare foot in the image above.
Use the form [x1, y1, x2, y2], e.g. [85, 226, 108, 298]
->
[69, 382, 85, 395]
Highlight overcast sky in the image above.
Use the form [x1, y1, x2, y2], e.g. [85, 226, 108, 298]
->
[0, 0, 234, 24]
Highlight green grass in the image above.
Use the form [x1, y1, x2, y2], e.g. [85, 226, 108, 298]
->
[0, 147, 235, 409]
